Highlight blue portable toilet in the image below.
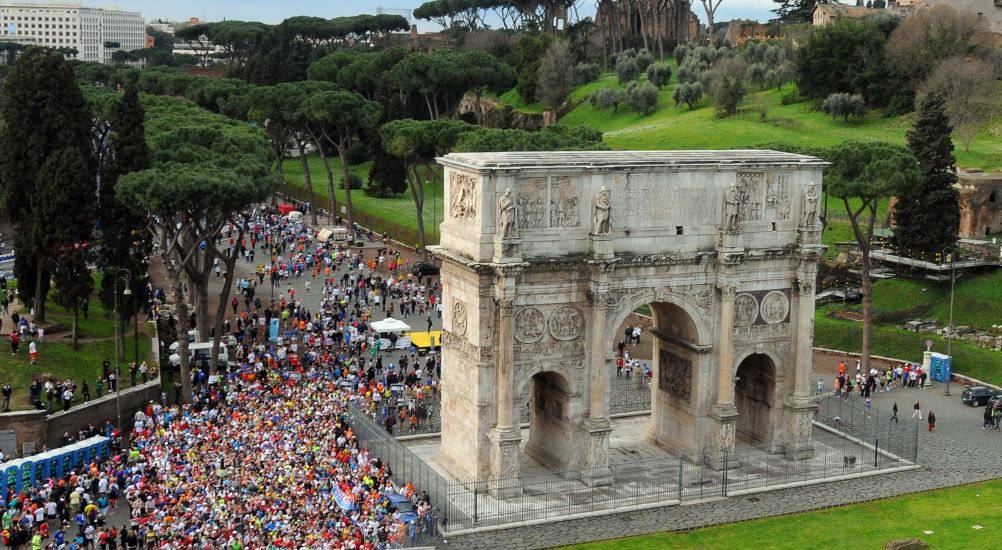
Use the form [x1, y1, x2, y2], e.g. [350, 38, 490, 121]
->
[929, 353, 951, 382]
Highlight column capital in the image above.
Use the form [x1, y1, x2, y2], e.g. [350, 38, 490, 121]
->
[717, 283, 738, 300]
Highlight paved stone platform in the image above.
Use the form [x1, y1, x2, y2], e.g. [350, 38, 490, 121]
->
[436, 378, 1001, 549]
[409, 415, 903, 534]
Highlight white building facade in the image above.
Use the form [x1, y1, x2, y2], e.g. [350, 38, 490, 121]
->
[0, 2, 145, 63]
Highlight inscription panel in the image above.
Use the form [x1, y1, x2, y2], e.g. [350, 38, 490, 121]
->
[615, 172, 717, 228]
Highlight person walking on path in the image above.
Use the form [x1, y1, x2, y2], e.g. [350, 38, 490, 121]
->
[890, 402, 899, 423]
[927, 410, 936, 431]
[911, 400, 922, 420]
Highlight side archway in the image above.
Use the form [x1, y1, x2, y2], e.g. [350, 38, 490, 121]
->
[733, 352, 781, 446]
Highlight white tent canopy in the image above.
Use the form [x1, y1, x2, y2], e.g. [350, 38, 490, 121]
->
[370, 317, 412, 349]
[371, 318, 411, 333]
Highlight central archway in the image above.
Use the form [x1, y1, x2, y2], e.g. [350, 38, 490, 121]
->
[645, 301, 710, 452]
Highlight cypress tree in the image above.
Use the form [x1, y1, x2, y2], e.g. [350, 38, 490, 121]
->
[0, 47, 95, 321]
[892, 93, 960, 258]
[98, 74, 152, 357]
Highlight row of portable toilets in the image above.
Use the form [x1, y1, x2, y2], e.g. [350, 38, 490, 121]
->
[0, 436, 110, 493]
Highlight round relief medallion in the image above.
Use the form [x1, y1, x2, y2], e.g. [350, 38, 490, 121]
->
[760, 291, 790, 324]
[733, 293, 759, 327]
[548, 305, 583, 341]
[513, 307, 546, 343]
[452, 301, 468, 336]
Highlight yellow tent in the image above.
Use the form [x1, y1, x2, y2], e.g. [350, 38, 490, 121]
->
[408, 330, 442, 349]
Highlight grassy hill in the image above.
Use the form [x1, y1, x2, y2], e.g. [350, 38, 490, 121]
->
[500, 71, 1002, 172]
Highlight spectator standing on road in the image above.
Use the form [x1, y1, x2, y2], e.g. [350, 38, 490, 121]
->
[927, 410, 936, 431]
[911, 400, 922, 420]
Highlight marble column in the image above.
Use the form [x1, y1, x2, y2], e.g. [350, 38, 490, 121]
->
[783, 269, 817, 459]
[581, 280, 613, 487]
[489, 295, 522, 497]
[708, 283, 738, 470]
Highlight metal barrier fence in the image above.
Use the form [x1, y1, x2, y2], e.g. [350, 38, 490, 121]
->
[347, 394, 918, 534]
[347, 404, 445, 547]
[815, 393, 920, 463]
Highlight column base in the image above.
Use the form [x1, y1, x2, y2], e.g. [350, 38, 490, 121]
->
[488, 427, 522, 499]
[493, 236, 522, 263]
[706, 404, 739, 471]
[580, 417, 613, 487]
[782, 398, 816, 460]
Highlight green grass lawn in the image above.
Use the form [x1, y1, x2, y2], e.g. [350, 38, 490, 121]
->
[562, 479, 1002, 550]
[281, 154, 444, 246]
[815, 270, 1002, 384]
[548, 74, 1001, 172]
[0, 284, 152, 411]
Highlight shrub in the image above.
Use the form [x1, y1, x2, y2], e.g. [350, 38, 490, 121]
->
[589, 87, 626, 113]
[626, 81, 659, 115]
[646, 62, 673, 89]
[780, 91, 803, 105]
[708, 58, 747, 117]
[634, 49, 654, 72]
[672, 82, 703, 110]
[339, 173, 363, 191]
[746, 62, 768, 90]
[575, 62, 601, 85]
[820, 92, 868, 122]
[673, 44, 689, 65]
[615, 55, 640, 84]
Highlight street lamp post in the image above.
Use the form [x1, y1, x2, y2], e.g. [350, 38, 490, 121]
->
[942, 247, 956, 396]
[113, 268, 132, 429]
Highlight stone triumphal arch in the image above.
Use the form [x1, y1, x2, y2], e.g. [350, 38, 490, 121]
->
[431, 151, 826, 492]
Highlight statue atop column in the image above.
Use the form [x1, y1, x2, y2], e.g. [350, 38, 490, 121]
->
[801, 182, 819, 228]
[724, 183, 740, 231]
[498, 188, 516, 240]
[593, 185, 611, 235]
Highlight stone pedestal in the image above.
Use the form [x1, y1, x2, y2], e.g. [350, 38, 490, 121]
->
[580, 418, 613, 487]
[488, 427, 522, 499]
[718, 228, 742, 250]
[493, 236, 521, 263]
[781, 399, 816, 460]
[797, 225, 821, 246]
[706, 405, 739, 471]
[590, 234, 613, 259]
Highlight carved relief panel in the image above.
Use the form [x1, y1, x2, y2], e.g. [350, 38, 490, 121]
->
[737, 171, 792, 223]
[549, 176, 581, 228]
[658, 350, 693, 402]
[732, 288, 791, 327]
[516, 178, 546, 231]
[449, 172, 478, 223]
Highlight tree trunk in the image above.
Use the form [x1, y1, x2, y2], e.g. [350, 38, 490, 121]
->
[408, 164, 427, 248]
[314, 139, 339, 223]
[337, 144, 356, 238]
[845, 198, 878, 374]
[207, 232, 240, 375]
[194, 277, 210, 342]
[297, 140, 317, 225]
[71, 306, 79, 351]
[170, 274, 195, 404]
[34, 258, 45, 322]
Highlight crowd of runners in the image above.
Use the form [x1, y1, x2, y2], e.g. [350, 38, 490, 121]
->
[3, 204, 444, 548]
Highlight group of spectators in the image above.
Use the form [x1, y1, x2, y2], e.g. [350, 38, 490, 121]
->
[828, 359, 930, 400]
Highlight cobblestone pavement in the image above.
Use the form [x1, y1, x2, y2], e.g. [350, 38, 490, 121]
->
[442, 379, 1002, 549]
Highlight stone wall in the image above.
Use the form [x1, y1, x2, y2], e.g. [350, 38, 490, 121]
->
[956, 170, 1002, 239]
[0, 380, 162, 454]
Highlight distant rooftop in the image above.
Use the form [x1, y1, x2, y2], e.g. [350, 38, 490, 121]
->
[438, 150, 829, 171]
